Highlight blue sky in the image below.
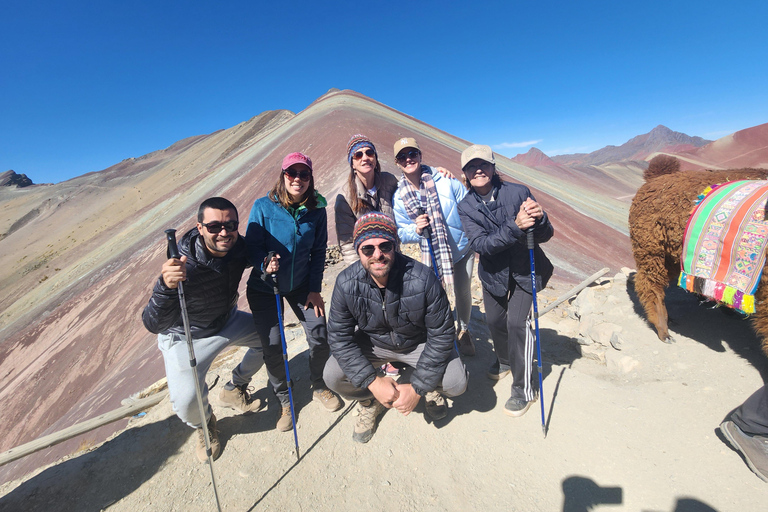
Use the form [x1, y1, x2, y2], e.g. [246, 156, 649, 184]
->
[2, 1, 766, 184]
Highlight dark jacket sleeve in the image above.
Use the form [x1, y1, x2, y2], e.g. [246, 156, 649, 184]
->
[327, 270, 378, 389]
[410, 268, 456, 395]
[335, 193, 359, 265]
[245, 200, 268, 271]
[458, 197, 524, 257]
[309, 208, 328, 293]
[519, 189, 554, 244]
[142, 276, 180, 334]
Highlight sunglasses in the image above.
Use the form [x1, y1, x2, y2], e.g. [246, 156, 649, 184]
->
[202, 221, 239, 234]
[359, 241, 394, 257]
[283, 168, 312, 182]
[464, 161, 493, 174]
[396, 150, 420, 163]
[353, 149, 376, 160]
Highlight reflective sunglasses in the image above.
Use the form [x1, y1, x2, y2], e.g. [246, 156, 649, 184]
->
[283, 168, 312, 182]
[396, 149, 420, 163]
[201, 221, 239, 233]
[353, 149, 376, 160]
[359, 241, 394, 257]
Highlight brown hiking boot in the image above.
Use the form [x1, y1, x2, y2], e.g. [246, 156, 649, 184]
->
[457, 329, 475, 357]
[424, 390, 448, 420]
[353, 399, 386, 443]
[195, 413, 221, 462]
[276, 405, 293, 432]
[313, 387, 343, 412]
[219, 383, 265, 414]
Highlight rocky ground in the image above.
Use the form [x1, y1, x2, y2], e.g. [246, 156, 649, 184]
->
[1, 257, 768, 511]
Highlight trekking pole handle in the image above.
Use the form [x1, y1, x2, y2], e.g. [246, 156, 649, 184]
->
[526, 227, 534, 250]
[416, 207, 432, 237]
[262, 250, 279, 294]
[165, 229, 181, 259]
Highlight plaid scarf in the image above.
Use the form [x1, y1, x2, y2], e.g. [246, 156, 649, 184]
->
[397, 166, 455, 292]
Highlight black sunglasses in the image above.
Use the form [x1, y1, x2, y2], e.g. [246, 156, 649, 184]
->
[353, 149, 376, 160]
[359, 241, 394, 257]
[396, 150, 420, 162]
[283, 168, 311, 182]
[202, 221, 239, 234]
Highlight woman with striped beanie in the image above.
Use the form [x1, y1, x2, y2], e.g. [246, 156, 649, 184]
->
[334, 134, 399, 265]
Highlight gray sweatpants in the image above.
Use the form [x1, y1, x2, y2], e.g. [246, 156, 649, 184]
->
[324, 340, 468, 401]
[158, 309, 264, 428]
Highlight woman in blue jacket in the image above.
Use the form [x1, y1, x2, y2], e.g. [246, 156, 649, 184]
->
[392, 137, 476, 357]
[246, 152, 342, 432]
[457, 144, 553, 418]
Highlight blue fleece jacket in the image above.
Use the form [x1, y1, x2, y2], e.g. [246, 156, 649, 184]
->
[245, 192, 327, 295]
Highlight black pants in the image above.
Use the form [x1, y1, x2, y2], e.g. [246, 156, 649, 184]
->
[482, 285, 538, 401]
[732, 385, 768, 436]
[247, 286, 330, 405]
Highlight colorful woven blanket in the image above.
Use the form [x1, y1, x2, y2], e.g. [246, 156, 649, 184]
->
[679, 180, 768, 314]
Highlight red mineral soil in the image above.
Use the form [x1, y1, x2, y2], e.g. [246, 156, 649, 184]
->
[669, 123, 768, 171]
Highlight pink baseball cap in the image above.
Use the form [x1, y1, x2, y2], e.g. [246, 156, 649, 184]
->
[281, 152, 313, 172]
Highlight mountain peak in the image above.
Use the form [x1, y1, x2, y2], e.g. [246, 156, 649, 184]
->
[552, 125, 711, 166]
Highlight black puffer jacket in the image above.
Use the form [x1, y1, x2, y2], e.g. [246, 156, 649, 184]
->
[142, 228, 249, 338]
[458, 181, 554, 298]
[327, 253, 455, 396]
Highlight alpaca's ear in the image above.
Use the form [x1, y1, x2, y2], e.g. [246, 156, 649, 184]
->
[645, 155, 680, 181]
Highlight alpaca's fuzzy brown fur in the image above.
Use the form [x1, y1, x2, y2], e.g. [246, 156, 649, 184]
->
[629, 167, 768, 356]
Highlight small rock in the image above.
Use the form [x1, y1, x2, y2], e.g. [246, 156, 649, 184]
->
[579, 344, 606, 364]
[610, 331, 625, 351]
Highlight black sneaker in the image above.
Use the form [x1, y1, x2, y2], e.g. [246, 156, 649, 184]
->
[504, 396, 531, 417]
[487, 360, 511, 380]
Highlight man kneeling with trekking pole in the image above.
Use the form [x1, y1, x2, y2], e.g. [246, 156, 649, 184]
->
[142, 197, 265, 462]
[324, 212, 468, 443]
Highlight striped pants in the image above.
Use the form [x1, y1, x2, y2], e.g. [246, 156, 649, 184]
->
[482, 285, 538, 401]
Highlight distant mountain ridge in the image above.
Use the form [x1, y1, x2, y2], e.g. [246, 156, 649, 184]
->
[550, 125, 711, 166]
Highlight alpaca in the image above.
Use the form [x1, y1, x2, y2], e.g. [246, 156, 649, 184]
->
[628, 164, 768, 356]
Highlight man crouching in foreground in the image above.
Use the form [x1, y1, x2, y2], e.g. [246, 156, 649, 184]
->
[142, 197, 265, 461]
[324, 212, 468, 442]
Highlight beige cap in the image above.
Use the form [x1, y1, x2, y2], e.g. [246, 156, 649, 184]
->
[461, 144, 495, 170]
[393, 137, 420, 158]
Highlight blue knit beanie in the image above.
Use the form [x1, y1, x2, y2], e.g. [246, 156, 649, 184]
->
[347, 134, 377, 164]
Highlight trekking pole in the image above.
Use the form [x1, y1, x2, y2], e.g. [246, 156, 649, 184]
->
[262, 251, 300, 460]
[527, 228, 547, 438]
[164, 229, 223, 512]
[417, 208, 460, 355]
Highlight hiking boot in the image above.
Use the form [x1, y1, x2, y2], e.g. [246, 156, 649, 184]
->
[277, 405, 293, 432]
[504, 396, 531, 417]
[720, 420, 768, 482]
[424, 390, 448, 420]
[457, 329, 476, 357]
[313, 387, 343, 412]
[353, 399, 386, 443]
[195, 413, 221, 462]
[219, 383, 265, 414]
[487, 360, 511, 380]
